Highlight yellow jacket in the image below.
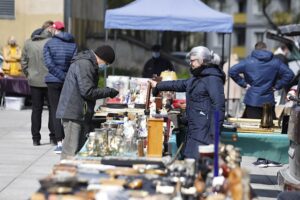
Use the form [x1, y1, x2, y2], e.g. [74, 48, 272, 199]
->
[2, 45, 22, 76]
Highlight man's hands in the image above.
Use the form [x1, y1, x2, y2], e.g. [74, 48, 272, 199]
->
[149, 80, 157, 88]
[109, 88, 119, 98]
[149, 80, 160, 97]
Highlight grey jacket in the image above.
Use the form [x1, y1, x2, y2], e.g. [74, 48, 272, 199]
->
[21, 30, 51, 87]
[56, 50, 113, 122]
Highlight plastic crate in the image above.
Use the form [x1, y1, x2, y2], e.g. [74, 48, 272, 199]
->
[5, 96, 25, 110]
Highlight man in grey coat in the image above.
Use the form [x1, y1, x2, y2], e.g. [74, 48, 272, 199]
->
[56, 45, 119, 160]
[21, 27, 55, 146]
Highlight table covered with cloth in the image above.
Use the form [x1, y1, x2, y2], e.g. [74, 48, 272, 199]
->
[221, 131, 289, 164]
[0, 76, 31, 96]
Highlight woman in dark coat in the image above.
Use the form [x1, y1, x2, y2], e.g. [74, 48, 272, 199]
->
[150, 46, 225, 159]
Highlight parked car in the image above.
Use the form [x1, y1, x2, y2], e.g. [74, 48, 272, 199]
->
[171, 51, 189, 64]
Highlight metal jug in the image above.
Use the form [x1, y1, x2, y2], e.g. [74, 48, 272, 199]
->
[261, 103, 274, 128]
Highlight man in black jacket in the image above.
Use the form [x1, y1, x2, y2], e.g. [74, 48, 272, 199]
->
[56, 45, 119, 159]
[142, 45, 174, 78]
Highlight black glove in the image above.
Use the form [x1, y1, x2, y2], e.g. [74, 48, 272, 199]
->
[152, 87, 160, 97]
[109, 88, 119, 98]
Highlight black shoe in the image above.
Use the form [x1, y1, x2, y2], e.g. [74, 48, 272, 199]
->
[252, 158, 282, 168]
[33, 141, 41, 146]
[50, 138, 57, 146]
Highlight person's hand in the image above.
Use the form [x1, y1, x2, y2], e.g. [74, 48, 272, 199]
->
[109, 88, 119, 98]
[149, 80, 157, 88]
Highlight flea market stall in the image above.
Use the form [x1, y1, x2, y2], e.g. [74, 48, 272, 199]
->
[31, 1, 264, 199]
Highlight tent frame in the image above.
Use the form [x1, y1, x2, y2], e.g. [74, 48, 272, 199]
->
[104, 0, 233, 117]
[105, 31, 232, 117]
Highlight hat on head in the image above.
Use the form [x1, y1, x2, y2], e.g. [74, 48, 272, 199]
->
[52, 21, 65, 30]
[94, 45, 115, 64]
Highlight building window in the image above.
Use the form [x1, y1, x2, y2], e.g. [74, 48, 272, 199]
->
[255, 32, 264, 43]
[235, 28, 246, 46]
[254, 0, 263, 14]
[236, 0, 247, 13]
[0, 0, 15, 19]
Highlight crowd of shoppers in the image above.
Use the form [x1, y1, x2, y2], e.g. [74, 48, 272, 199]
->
[2, 18, 298, 164]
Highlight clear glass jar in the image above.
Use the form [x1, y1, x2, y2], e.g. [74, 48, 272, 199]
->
[86, 132, 101, 157]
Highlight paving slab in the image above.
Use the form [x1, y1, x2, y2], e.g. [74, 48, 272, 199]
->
[0, 109, 60, 199]
[0, 177, 40, 200]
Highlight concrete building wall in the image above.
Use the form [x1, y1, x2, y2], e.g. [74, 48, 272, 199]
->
[207, 0, 300, 59]
[0, 0, 63, 50]
[70, 0, 105, 49]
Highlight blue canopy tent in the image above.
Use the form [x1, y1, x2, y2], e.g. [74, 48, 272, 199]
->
[105, 0, 232, 33]
[104, 0, 233, 115]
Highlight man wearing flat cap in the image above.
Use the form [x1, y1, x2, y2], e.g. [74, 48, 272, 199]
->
[56, 45, 119, 160]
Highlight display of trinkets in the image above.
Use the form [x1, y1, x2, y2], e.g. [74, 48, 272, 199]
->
[219, 144, 242, 169]
[85, 116, 149, 157]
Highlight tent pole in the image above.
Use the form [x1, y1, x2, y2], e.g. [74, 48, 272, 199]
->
[104, 30, 109, 87]
[221, 33, 225, 67]
[226, 33, 232, 118]
[105, 29, 108, 41]
[113, 30, 117, 75]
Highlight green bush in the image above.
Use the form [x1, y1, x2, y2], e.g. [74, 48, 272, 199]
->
[176, 68, 191, 79]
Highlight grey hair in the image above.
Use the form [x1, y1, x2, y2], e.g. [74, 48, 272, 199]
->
[187, 46, 212, 64]
[211, 52, 221, 65]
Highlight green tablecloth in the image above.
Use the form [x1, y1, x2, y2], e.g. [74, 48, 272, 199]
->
[221, 132, 289, 164]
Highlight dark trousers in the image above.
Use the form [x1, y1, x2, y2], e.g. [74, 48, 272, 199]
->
[47, 83, 64, 141]
[183, 135, 207, 160]
[31, 86, 55, 141]
[243, 105, 276, 119]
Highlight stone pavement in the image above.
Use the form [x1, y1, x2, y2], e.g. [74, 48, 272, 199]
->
[0, 109, 287, 200]
[0, 108, 60, 200]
